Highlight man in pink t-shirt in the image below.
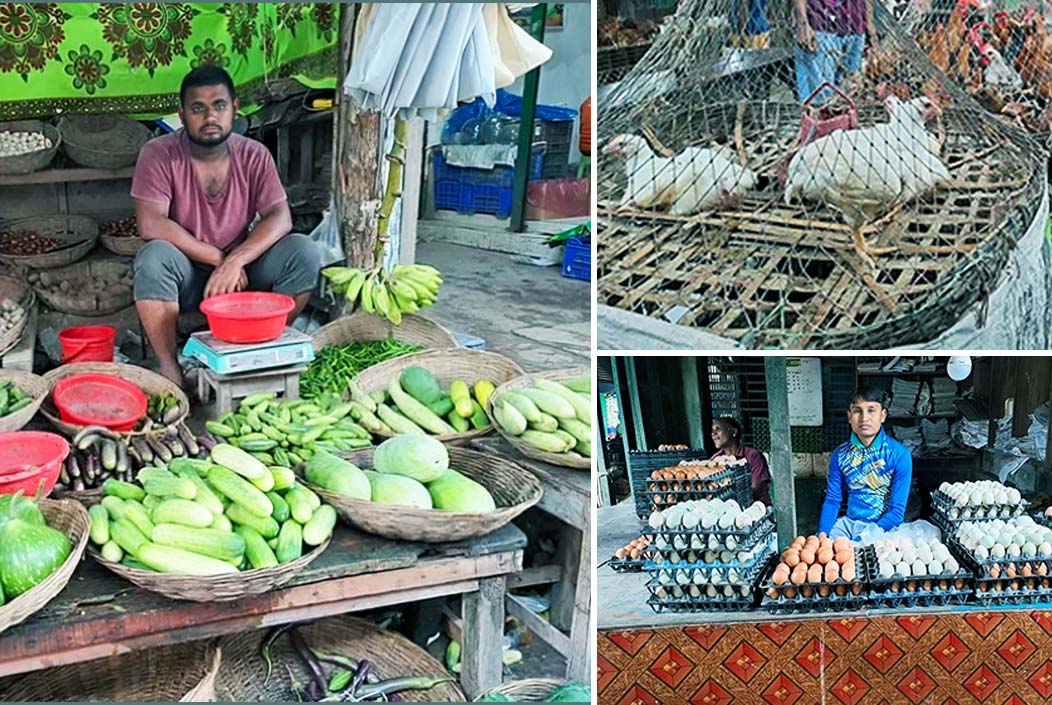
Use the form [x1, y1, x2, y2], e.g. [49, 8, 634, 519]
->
[132, 66, 320, 387]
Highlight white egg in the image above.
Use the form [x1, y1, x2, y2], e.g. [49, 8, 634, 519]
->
[693, 571, 706, 585]
[688, 585, 701, 598]
[665, 514, 681, 529]
[655, 535, 669, 549]
[895, 561, 911, 577]
[933, 544, 950, 562]
[879, 561, 895, 579]
[945, 557, 959, 573]
[1040, 542, 1052, 557]
[717, 513, 735, 530]
[991, 544, 1006, 559]
[1024, 542, 1038, 557]
[682, 513, 699, 530]
[690, 535, 704, 550]
[673, 536, 687, 550]
[912, 560, 928, 577]
[928, 560, 942, 575]
[1008, 544, 1022, 558]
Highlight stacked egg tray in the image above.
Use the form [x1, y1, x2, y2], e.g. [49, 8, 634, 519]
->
[628, 449, 714, 519]
[643, 514, 776, 613]
[863, 547, 973, 608]
[759, 549, 870, 614]
[643, 466, 752, 514]
[930, 490, 1028, 522]
[945, 534, 1052, 604]
[608, 555, 647, 573]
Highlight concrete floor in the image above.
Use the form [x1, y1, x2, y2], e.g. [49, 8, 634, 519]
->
[415, 242, 591, 371]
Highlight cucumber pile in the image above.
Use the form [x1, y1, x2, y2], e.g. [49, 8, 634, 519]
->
[0, 379, 33, 418]
[203, 391, 372, 467]
[490, 375, 592, 458]
[349, 366, 494, 437]
[87, 443, 335, 575]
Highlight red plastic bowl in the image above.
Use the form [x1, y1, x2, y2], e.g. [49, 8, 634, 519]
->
[52, 373, 148, 432]
[0, 431, 70, 498]
[199, 292, 295, 344]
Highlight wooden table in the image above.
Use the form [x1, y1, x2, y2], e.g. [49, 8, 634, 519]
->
[472, 436, 592, 682]
[0, 522, 526, 699]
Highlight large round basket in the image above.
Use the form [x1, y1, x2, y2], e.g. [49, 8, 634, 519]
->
[99, 232, 144, 256]
[58, 115, 150, 169]
[215, 615, 464, 702]
[475, 679, 585, 702]
[0, 499, 90, 635]
[88, 538, 329, 602]
[0, 120, 60, 175]
[0, 274, 33, 358]
[485, 368, 591, 470]
[311, 312, 458, 350]
[302, 446, 542, 544]
[30, 259, 133, 316]
[0, 214, 98, 269]
[0, 639, 221, 701]
[0, 368, 48, 433]
[352, 349, 525, 444]
[41, 362, 189, 437]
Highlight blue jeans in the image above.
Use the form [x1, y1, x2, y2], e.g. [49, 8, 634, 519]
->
[730, 0, 769, 36]
[794, 31, 864, 102]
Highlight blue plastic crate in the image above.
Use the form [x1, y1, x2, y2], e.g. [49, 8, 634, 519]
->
[432, 151, 544, 218]
[562, 236, 591, 281]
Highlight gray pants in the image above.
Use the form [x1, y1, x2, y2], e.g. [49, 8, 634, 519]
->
[133, 234, 321, 313]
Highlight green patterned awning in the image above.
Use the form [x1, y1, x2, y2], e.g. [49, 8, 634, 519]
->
[0, 2, 339, 120]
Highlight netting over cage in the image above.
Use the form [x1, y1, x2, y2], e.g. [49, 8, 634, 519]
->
[597, 0, 1047, 349]
[892, 0, 1052, 137]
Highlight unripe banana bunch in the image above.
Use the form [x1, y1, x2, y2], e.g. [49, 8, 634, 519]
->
[322, 264, 442, 325]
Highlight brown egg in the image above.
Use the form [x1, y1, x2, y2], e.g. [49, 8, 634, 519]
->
[791, 536, 805, 549]
[650, 471, 661, 480]
[800, 548, 816, 565]
[784, 587, 797, 598]
[825, 563, 840, 582]
[818, 584, 831, 597]
[1023, 563, 1034, 577]
[773, 568, 790, 586]
[801, 586, 814, 598]
[1006, 565, 1017, 579]
[1039, 563, 1049, 577]
[817, 548, 834, 565]
[833, 537, 851, 553]
[783, 550, 801, 568]
[818, 532, 828, 540]
[615, 548, 626, 559]
[807, 564, 823, 583]
[805, 535, 819, 547]
[791, 564, 808, 584]
[768, 588, 779, 599]
[819, 538, 833, 554]
[834, 549, 852, 565]
[841, 563, 856, 582]
[989, 565, 1001, 579]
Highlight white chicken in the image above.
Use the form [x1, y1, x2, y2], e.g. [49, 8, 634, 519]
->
[784, 96, 951, 267]
[602, 133, 677, 209]
[668, 146, 757, 215]
[602, 133, 757, 214]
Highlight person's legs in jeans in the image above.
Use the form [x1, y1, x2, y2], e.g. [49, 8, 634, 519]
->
[245, 233, 322, 323]
[795, 31, 842, 102]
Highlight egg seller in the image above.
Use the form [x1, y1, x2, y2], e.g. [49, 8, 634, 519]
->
[709, 417, 772, 506]
[131, 66, 321, 388]
[818, 386, 913, 541]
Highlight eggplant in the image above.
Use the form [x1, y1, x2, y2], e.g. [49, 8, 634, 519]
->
[177, 423, 200, 456]
[131, 436, 153, 463]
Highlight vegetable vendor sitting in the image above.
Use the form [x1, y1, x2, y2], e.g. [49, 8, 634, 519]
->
[131, 66, 320, 388]
[818, 386, 912, 541]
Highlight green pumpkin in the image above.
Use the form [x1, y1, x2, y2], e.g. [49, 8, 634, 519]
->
[0, 494, 70, 598]
[0, 493, 44, 527]
[546, 684, 592, 702]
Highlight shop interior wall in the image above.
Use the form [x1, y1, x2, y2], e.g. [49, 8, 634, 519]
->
[0, 180, 133, 224]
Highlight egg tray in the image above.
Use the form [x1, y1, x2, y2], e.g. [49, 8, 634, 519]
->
[646, 579, 759, 613]
[645, 510, 775, 552]
[638, 480, 751, 518]
[644, 463, 748, 495]
[758, 550, 870, 614]
[863, 545, 973, 593]
[930, 491, 1028, 521]
[608, 556, 647, 573]
[973, 577, 1052, 604]
[1030, 512, 1052, 530]
[944, 533, 1052, 576]
[629, 448, 708, 518]
[644, 535, 777, 586]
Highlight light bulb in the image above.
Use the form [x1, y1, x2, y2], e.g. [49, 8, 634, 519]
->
[947, 355, 971, 381]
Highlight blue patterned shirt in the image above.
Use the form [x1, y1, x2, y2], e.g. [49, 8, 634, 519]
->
[818, 428, 912, 534]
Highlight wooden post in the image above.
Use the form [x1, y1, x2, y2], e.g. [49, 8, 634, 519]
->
[681, 357, 706, 449]
[461, 576, 507, 698]
[610, 358, 637, 497]
[333, 2, 383, 268]
[765, 357, 797, 546]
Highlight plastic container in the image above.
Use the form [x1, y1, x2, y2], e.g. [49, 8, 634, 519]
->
[0, 431, 70, 497]
[199, 292, 294, 344]
[562, 236, 591, 281]
[579, 97, 591, 155]
[58, 325, 116, 363]
[51, 373, 147, 432]
[432, 151, 544, 219]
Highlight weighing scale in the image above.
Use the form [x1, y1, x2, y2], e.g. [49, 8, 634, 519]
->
[182, 327, 314, 375]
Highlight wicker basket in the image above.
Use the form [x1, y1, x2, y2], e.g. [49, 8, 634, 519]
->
[0, 368, 48, 433]
[0, 499, 90, 635]
[31, 259, 132, 316]
[0, 274, 33, 358]
[0, 639, 221, 701]
[302, 446, 541, 544]
[0, 214, 98, 269]
[475, 679, 578, 702]
[52, 485, 104, 506]
[352, 349, 525, 444]
[485, 368, 591, 470]
[89, 538, 329, 602]
[100, 233, 144, 256]
[41, 362, 189, 437]
[215, 615, 464, 702]
[311, 312, 457, 350]
[58, 115, 150, 169]
[0, 120, 60, 175]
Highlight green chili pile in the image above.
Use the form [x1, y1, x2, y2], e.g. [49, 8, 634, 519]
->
[301, 338, 423, 398]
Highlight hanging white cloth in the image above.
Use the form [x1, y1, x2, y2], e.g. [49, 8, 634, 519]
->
[344, 3, 552, 120]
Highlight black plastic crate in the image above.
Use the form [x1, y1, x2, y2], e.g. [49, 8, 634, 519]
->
[646, 509, 775, 554]
[944, 533, 1052, 602]
[647, 593, 757, 614]
[646, 577, 759, 613]
[645, 533, 776, 586]
[864, 546, 974, 607]
[608, 556, 647, 573]
[758, 550, 870, 614]
[628, 449, 709, 518]
[930, 489, 1028, 521]
[536, 119, 573, 178]
[868, 587, 972, 608]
